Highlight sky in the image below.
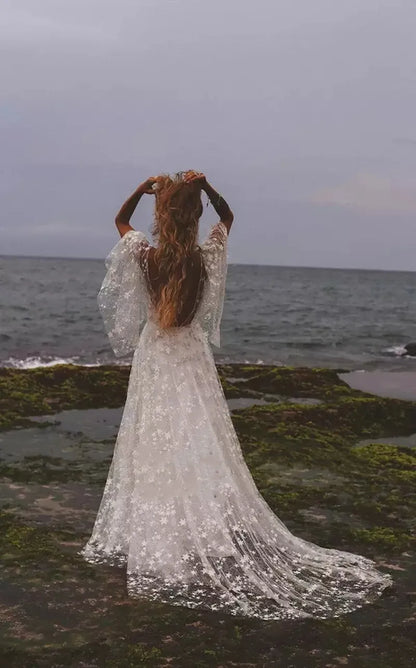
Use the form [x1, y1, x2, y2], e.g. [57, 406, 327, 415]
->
[2, 0, 416, 270]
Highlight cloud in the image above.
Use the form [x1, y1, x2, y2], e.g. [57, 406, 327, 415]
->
[311, 173, 416, 215]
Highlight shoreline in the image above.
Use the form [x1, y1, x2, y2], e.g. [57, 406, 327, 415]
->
[2, 362, 416, 431]
[2, 347, 416, 375]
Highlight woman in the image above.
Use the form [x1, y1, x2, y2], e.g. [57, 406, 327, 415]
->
[79, 171, 392, 620]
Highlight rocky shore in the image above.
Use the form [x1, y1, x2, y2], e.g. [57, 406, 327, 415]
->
[1, 363, 415, 666]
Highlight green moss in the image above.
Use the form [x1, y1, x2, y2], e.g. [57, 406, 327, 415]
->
[352, 443, 416, 485]
[217, 374, 260, 400]
[124, 644, 162, 665]
[353, 442, 416, 468]
[0, 509, 82, 568]
[233, 396, 416, 448]
[0, 454, 109, 485]
[348, 526, 414, 552]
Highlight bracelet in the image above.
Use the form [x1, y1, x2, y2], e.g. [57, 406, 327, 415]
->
[207, 192, 223, 207]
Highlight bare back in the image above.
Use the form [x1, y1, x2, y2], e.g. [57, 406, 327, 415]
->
[145, 247, 208, 327]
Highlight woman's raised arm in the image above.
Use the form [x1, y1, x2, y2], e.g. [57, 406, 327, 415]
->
[184, 172, 234, 235]
[115, 177, 156, 238]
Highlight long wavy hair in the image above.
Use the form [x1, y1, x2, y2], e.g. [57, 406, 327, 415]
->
[149, 171, 205, 329]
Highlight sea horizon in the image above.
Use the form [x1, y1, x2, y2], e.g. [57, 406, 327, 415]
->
[1, 253, 416, 274]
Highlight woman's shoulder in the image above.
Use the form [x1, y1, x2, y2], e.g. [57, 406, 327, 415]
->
[200, 222, 228, 251]
[119, 229, 153, 255]
[122, 229, 151, 245]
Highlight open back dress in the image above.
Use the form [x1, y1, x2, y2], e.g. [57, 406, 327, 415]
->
[78, 221, 393, 620]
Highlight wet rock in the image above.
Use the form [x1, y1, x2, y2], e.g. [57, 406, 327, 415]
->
[0, 363, 415, 666]
[403, 342, 416, 356]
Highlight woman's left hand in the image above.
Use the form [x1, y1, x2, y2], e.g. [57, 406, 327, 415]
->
[183, 171, 207, 187]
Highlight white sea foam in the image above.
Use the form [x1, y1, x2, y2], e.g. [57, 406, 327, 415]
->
[384, 345, 414, 357]
[1, 353, 259, 370]
[0, 355, 130, 369]
[2, 355, 80, 369]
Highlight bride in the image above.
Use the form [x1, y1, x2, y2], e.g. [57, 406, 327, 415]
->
[79, 170, 392, 620]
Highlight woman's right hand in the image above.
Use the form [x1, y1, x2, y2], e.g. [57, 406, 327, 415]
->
[137, 177, 158, 194]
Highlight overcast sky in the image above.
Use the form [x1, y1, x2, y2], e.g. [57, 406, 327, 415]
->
[2, 0, 416, 269]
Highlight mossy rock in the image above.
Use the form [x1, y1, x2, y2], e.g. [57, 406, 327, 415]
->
[1, 363, 416, 666]
[0, 365, 130, 430]
[219, 365, 352, 398]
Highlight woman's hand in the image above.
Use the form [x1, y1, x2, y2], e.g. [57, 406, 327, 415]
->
[183, 171, 207, 188]
[137, 177, 157, 195]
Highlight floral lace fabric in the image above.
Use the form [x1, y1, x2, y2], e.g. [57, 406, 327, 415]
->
[79, 222, 393, 620]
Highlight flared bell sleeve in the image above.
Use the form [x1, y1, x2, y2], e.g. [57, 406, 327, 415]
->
[198, 221, 229, 348]
[97, 230, 150, 357]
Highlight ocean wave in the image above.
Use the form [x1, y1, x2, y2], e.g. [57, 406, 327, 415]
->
[384, 345, 416, 358]
[0, 355, 130, 369]
[1, 353, 262, 370]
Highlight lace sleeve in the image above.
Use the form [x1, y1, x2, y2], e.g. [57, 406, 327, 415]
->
[97, 230, 150, 357]
[198, 221, 229, 348]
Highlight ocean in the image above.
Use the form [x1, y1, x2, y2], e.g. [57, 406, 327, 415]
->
[1, 255, 416, 371]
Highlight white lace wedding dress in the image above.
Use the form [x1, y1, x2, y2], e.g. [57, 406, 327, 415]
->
[79, 221, 393, 620]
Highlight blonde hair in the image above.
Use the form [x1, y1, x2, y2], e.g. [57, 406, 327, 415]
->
[150, 171, 204, 329]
